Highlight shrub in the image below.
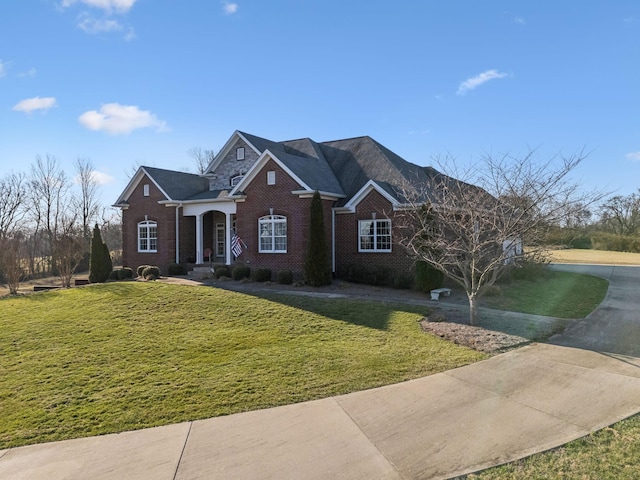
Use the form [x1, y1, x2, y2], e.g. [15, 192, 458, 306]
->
[117, 267, 134, 280]
[277, 270, 293, 285]
[304, 191, 332, 286]
[254, 268, 272, 282]
[108, 270, 120, 281]
[214, 266, 229, 279]
[168, 263, 186, 275]
[393, 274, 413, 290]
[507, 257, 550, 282]
[341, 263, 391, 286]
[89, 224, 112, 283]
[570, 235, 592, 249]
[141, 265, 161, 280]
[136, 265, 151, 277]
[483, 284, 503, 297]
[232, 265, 250, 281]
[414, 261, 444, 293]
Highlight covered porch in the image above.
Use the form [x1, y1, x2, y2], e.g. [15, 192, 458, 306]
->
[176, 201, 237, 266]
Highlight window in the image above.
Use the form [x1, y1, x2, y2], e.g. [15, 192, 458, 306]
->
[216, 223, 225, 257]
[267, 170, 276, 185]
[138, 220, 157, 252]
[358, 219, 391, 252]
[230, 175, 243, 187]
[236, 147, 245, 160]
[143, 184, 150, 196]
[258, 215, 287, 253]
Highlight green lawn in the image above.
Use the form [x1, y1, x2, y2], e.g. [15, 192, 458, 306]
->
[483, 271, 608, 319]
[0, 282, 485, 448]
[469, 413, 640, 479]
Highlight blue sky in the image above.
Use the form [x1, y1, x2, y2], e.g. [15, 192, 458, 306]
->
[2, 0, 639, 208]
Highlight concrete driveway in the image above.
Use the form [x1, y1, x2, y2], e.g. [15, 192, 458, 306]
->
[1, 264, 640, 479]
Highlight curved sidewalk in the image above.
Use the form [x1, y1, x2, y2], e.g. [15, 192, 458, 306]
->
[2, 265, 640, 479]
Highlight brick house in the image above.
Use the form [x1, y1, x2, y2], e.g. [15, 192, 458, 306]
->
[114, 130, 451, 282]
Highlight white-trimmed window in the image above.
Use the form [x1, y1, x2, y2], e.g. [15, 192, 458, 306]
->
[230, 174, 244, 187]
[359, 219, 391, 252]
[236, 147, 245, 160]
[267, 170, 276, 185]
[138, 220, 158, 253]
[259, 215, 287, 253]
[216, 223, 225, 257]
[143, 184, 150, 196]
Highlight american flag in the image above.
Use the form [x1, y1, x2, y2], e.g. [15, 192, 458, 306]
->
[231, 233, 243, 257]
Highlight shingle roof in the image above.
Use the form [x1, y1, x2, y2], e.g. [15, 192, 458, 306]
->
[319, 136, 437, 206]
[143, 166, 209, 201]
[137, 133, 451, 205]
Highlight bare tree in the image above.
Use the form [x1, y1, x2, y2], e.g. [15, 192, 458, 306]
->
[29, 155, 72, 275]
[188, 147, 216, 174]
[0, 172, 28, 293]
[598, 191, 640, 236]
[74, 157, 101, 241]
[52, 217, 83, 288]
[397, 150, 603, 324]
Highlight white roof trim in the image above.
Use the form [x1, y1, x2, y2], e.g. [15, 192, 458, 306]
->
[229, 149, 310, 194]
[112, 166, 171, 207]
[291, 190, 346, 200]
[204, 130, 262, 175]
[340, 180, 399, 212]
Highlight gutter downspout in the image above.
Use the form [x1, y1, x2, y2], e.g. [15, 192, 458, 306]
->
[175, 204, 182, 264]
[331, 208, 336, 273]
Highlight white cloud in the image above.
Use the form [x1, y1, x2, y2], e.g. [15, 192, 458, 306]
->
[61, 0, 137, 14]
[513, 16, 525, 25]
[78, 13, 122, 33]
[223, 2, 238, 14]
[626, 152, 640, 162]
[12, 96, 57, 113]
[75, 170, 114, 185]
[0, 60, 6, 78]
[79, 103, 168, 135]
[18, 67, 37, 78]
[457, 69, 510, 95]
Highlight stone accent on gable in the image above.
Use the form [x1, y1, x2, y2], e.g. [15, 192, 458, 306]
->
[207, 138, 260, 191]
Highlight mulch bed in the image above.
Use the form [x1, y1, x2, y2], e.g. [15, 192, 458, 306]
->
[420, 308, 531, 354]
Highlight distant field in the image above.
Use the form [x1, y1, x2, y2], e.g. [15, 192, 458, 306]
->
[546, 249, 640, 265]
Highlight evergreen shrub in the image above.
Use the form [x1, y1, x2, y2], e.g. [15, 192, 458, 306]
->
[414, 261, 444, 293]
[255, 268, 272, 282]
[213, 267, 229, 279]
[232, 265, 250, 281]
[168, 263, 186, 275]
[277, 270, 293, 285]
[141, 265, 160, 280]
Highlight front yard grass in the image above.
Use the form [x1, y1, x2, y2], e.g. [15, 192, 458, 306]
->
[469, 413, 640, 479]
[482, 271, 608, 319]
[0, 282, 485, 448]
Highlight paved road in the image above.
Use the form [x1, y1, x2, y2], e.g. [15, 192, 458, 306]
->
[1, 264, 640, 479]
[550, 264, 640, 360]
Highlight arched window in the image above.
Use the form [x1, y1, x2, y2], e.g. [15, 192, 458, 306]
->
[230, 174, 244, 187]
[138, 220, 158, 253]
[258, 215, 287, 253]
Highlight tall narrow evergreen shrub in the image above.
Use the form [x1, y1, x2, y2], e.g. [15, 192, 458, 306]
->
[304, 191, 332, 286]
[89, 224, 111, 283]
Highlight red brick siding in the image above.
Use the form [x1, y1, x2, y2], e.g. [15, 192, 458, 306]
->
[334, 189, 414, 281]
[235, 159, 333, 279]
[121, 175, 177, 274]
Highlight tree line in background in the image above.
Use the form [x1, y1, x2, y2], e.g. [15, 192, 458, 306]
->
[541, 190, 640, 252]
[0, 155, 121, 294]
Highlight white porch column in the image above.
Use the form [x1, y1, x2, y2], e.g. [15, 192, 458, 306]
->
[225, 212, 232, 266]
[196, 213, 204, 264]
